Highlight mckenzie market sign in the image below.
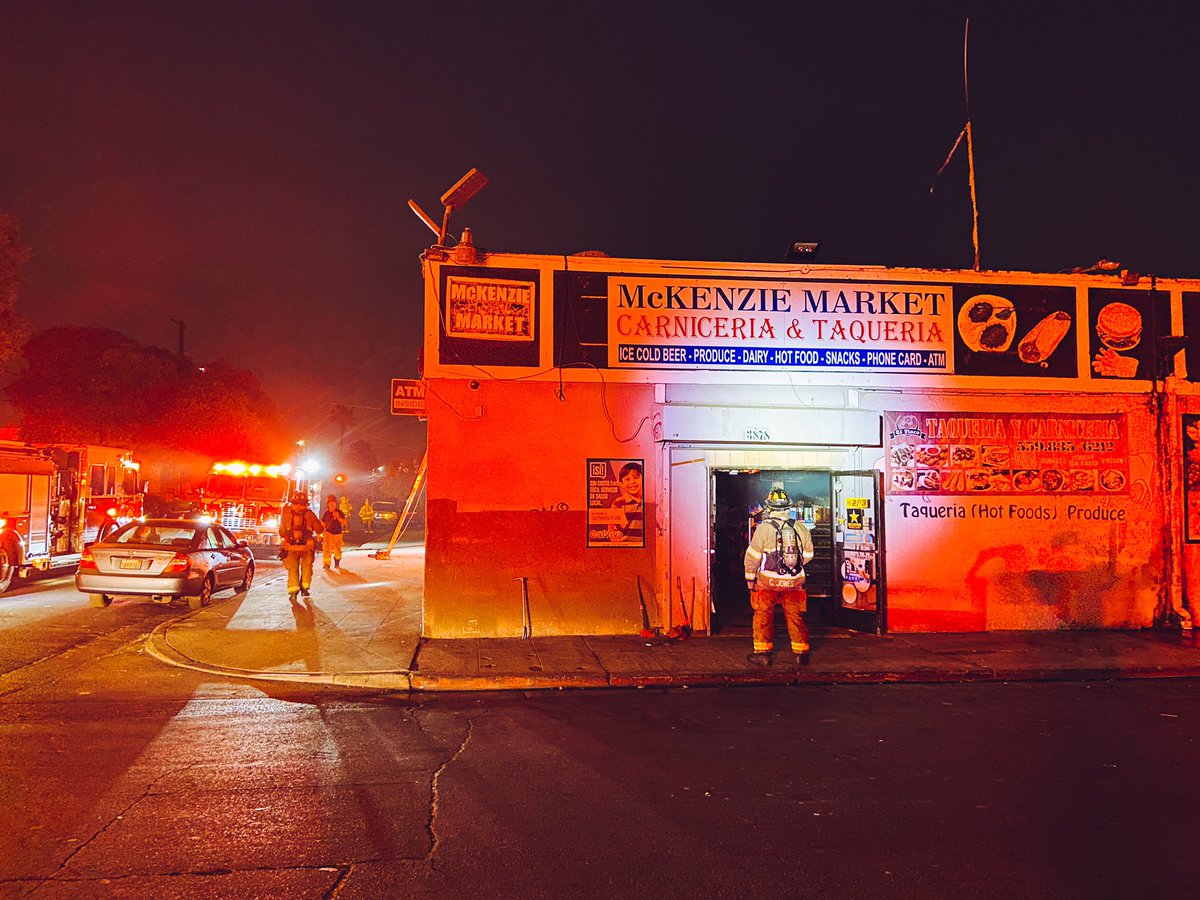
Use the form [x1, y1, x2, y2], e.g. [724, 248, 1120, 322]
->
[607, 276, 953, 372]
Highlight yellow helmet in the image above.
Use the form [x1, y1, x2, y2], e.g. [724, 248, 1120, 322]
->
[765, 488, 791, 510]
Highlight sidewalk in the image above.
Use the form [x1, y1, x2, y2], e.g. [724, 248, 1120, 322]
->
[144, 544, 1200, 691]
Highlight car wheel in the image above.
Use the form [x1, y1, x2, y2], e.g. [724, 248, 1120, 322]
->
[89, 593, 113, 608]
[238, 560, 255, 593]
[0, 547, 13, 594]
[189, 577, 214, 611]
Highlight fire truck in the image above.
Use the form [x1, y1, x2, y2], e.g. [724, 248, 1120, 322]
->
[0, 442, 143, 593]
[195, 461, 309, 552]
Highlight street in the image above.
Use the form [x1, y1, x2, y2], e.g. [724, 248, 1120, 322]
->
[1, 575, 1199, 898]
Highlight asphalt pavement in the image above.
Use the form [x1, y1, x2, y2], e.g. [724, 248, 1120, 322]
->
[140, 538, 1200, 691]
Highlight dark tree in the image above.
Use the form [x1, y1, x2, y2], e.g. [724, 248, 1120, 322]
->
[0, 213, 31, 369]
[343, 438, 378, 475]
[6, 327, 289, 458]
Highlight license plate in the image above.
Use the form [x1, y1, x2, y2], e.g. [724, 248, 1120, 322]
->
[119, 558, 142, 570]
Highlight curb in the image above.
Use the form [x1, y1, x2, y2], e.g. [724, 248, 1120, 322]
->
[142, 617, 414, 691]
[143, 618, 1200, 692]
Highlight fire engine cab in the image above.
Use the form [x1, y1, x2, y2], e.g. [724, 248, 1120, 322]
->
[197, 461, 308, 550]
[0, 441, 143, 593]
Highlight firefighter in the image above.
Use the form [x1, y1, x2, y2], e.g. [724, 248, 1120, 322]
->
[359, 498, 375, 535]
[339, 495, 353, 530]
[743, 487, 814, 666]
[320, 495, 346, 569]
[279, 491, 324, 601]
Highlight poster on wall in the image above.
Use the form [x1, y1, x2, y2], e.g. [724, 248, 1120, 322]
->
[1185, 415, 1200, 543]
[840, 544, 875, 610]
[885, 411, 1129, 496]
[587, 458, 645, 548]
[952, 285, 1078, 378]
[1087, 288, 1171, 381]
[1185, 293, 1200, 383]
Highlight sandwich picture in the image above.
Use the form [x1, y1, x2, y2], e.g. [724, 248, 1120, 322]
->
[981, 445, 1011, 468]
[1096, 301, 1143, 351]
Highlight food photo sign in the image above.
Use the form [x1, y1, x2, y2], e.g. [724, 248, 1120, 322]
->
[885, 411, 1129, 496]
[951, 285, 1078, 378]
[1087, 288, 1172, 381]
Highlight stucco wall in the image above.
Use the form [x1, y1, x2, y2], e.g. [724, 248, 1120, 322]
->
[874, 394, 1163, 631]
[424, 378, 657, 638]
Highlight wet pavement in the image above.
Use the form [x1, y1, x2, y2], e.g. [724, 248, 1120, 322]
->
[144, 541, 1200, 691]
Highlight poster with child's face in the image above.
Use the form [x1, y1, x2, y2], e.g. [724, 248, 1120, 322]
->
[587, 458, 645, 548]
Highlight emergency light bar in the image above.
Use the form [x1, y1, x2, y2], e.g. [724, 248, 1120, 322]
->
[210, 462, 292, 477]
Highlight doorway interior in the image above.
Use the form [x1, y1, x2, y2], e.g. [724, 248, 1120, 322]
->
[711, 469, 833, 632]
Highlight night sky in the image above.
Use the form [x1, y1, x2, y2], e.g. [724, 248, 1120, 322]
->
[2, 3, 1198, 458]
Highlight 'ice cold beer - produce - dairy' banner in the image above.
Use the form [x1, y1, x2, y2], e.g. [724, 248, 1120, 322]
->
[608, 277, 953, 371]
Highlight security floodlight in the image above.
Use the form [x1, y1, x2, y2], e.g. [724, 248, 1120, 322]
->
[441, 168, 489, 211]
[408, 167, 490, 248]
[786, 241, 821, 262]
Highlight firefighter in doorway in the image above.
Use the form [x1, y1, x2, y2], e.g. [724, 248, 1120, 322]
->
[744, 487, 814, 666]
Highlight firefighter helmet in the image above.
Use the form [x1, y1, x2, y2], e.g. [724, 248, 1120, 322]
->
[289, 492, 308, 505]
[765, 488, 792, 509]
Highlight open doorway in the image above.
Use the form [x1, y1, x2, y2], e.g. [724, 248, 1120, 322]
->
[711, 469, 833, 632]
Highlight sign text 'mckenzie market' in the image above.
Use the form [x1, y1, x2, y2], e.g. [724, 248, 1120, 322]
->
[607, 276, 953, 372]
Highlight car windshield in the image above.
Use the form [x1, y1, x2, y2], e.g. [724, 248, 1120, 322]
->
[110, 523, 198, 547]
[375, 502, 399, 512]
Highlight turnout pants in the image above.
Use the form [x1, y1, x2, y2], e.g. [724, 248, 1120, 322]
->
[284, 549, 314, 594]
[750, 587, 809, 654]
[322, 532, 343, 566]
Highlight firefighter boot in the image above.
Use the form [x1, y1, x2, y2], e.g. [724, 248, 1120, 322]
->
[288, 592, 298, 603]
[746, 651, 771, 667]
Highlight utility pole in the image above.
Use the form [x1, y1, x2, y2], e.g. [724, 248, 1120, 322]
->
[169, 317, 187, 357]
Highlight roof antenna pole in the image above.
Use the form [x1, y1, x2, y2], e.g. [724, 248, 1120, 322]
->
[930, 17, 981, 270]
[964, 18, 981, 271]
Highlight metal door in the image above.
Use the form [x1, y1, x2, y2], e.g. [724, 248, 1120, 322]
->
[668, 450, 711, 633]
[830, 470, 886, 633]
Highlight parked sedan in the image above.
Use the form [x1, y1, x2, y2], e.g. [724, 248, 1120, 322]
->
[76, 518, 255, 610]
[373, 500, 401, 527]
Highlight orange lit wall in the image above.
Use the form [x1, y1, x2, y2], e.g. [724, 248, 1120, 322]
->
[875, 394, 1162, 632]
[424, 377, 657, 637]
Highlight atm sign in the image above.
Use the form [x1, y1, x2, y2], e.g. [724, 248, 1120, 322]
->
[391, 378, 427, 416]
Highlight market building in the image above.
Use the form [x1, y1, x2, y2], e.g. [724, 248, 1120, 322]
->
[417, 243, 1200, 639]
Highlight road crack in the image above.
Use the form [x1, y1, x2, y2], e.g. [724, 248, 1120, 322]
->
[417, 711, 481, 870]
[43, 761, 201, 884]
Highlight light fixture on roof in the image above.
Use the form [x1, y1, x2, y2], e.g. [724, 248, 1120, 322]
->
[786, 241, 821, 262]
[1060, 257, 1123, 275]
[408, 167, 490, 248]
